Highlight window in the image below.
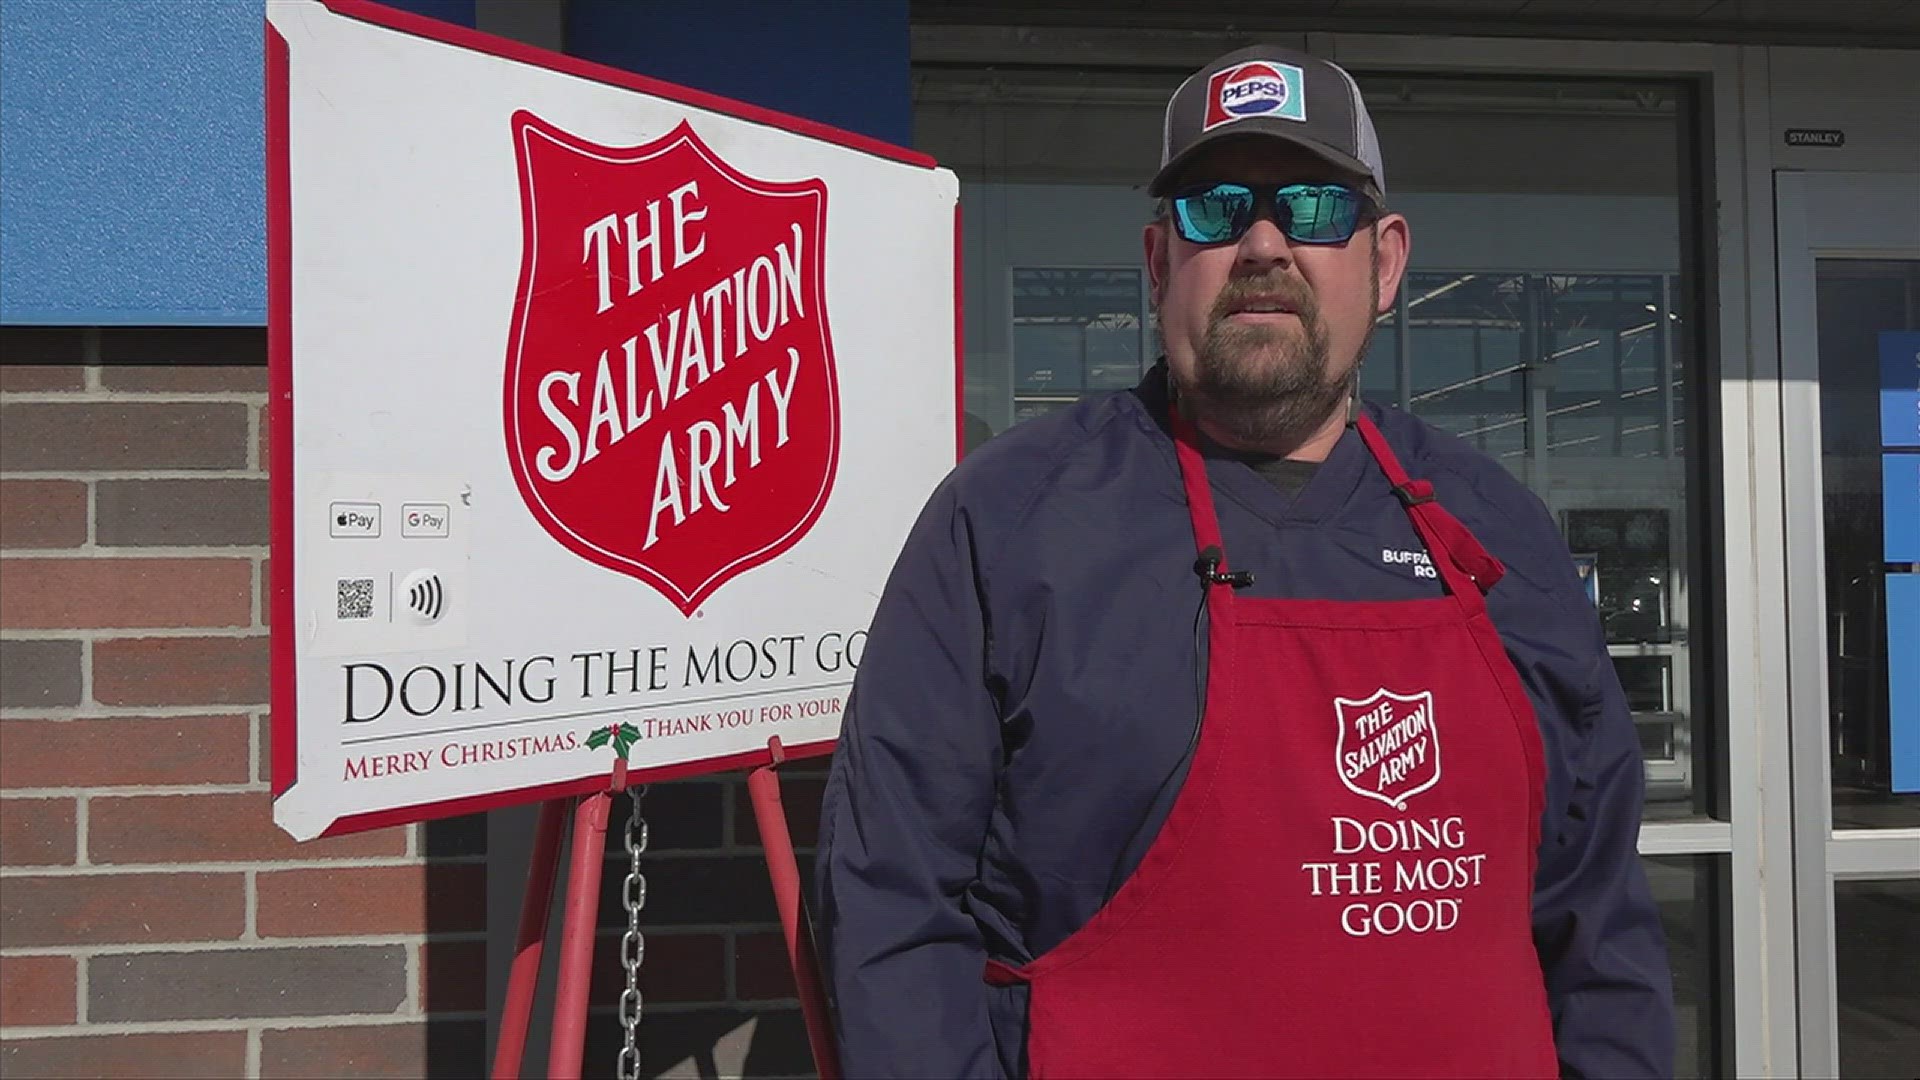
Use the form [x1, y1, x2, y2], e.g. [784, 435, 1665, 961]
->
[915, 68, 1715, 822]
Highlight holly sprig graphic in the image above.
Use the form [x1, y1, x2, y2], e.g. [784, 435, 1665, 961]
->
[585, 721, 641, 760]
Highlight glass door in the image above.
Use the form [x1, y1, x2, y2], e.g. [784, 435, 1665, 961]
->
[919, 55, 1734, 1075]
[1775, 170, 1920, 1078]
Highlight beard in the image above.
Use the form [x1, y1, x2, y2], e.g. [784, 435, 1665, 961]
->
[1170, 255, 1379, 453]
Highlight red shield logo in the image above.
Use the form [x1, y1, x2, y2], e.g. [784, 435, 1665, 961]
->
[1333, 688, 1440, 811]
[505, 112, 839, 615]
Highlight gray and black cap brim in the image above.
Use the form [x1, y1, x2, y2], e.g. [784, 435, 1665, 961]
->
[1149, 125, 1378, 199]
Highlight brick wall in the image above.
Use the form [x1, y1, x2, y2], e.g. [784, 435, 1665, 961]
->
[0, 331, 818, 1079]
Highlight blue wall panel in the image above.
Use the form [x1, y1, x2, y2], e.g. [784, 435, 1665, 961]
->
[565, 0, 912, 148]
[1882, 330, 1920, 448]
[1888, 573, 1920, 793]
[1888, 453, 1920, 563]
[0, 0, 904, 327]
[0, 0, 474, 327]
[1, 0, 268, 324]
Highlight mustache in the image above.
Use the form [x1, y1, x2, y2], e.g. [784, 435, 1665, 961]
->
[1208, 273, 1318, 322]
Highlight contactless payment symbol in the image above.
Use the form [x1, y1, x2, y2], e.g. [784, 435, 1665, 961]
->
[1203, 61, 1307, 131]
[1334, 688, 1440, 811]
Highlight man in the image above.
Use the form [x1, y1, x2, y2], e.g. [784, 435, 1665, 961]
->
[817, 44, 1674, 1079]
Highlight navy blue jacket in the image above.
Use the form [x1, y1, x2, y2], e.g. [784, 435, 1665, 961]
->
[817, 367, 1675, 1078]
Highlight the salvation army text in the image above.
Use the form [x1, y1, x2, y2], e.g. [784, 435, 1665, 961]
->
[533, 179, 809, 551]
[340, 630, 864, 723]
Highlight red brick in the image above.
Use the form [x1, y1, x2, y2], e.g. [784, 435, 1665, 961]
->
[419, 938, 488, 1013]
[91, 946, 405, 1020]
[88, 791, 407, 863]
[95, 478, 267, 547]
[0, 798, 75, 866]
[0, 1031, 247, 1079]
[0, 365, 83, 392]
[0, 715, 252, 789]
[0, 558, 253, 630]
[261, 1020, 487, 1079]
[591, 931, 727, 1005]
[258, 405, 269, 472]
[0, 402, 251, 472]
[736, 930, 799, 1002]
[92, 635, 269, 706]
[99, 366, 269, 393]
[257, 863, 485, 937]
[736, 772, 826, 848]
[0, 873, 244, 946]
[0, 481, 87, 548]
[0, 639, 82, 708]
[0, 955, 76, 1026]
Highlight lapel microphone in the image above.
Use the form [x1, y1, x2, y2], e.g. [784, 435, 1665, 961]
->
[1194, 545, 1255, 589]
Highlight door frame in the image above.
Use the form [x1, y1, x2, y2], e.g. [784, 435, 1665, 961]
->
[1321, 34, 1778, 1078]
[1772, 167, 1920, 1078]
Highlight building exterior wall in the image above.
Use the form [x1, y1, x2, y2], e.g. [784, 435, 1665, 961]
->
[0, 332, 832, 1076]
[0, 339, 488, 1076]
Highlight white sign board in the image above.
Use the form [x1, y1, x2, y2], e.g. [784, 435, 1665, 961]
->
[267, 0, 958, 840]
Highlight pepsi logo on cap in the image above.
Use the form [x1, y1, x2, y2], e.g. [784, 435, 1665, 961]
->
[1221, 63, 1288, 116]
[1201, 60, 1308, 131]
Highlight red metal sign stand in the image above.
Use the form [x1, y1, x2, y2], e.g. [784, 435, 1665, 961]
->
[744, 738, 843, 1079]
[489, 738, 840, 1080]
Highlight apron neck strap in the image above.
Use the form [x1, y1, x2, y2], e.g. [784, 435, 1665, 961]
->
[1352, 415, 1505, 599]
[1170, 406, 1234, 581]
[1170, 404, 1505, 602]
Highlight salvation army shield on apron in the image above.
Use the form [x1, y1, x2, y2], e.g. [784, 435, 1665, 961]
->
[985, 412, 1560, 1078]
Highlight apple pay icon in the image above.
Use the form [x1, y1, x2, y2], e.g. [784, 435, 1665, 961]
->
[329, 502, 380, 538]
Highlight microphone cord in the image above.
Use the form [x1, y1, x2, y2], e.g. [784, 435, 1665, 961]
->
[1103, 579, 1211, 900]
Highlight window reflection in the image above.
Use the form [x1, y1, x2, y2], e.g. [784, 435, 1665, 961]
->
[1835, 878, 1920, 1075]
[1400, 272, 1528, 458]
[1646, 855, 1727, 1079]
[1012, 268, 1146, 418]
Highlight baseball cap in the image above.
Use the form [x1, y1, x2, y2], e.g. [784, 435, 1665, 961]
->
[1151, 45, 1385, 200]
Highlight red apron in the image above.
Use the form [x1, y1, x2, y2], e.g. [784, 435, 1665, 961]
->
[985, 412, 1560, 1078]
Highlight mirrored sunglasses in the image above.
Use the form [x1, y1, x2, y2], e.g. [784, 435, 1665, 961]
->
[1169, 182, 1370, 246]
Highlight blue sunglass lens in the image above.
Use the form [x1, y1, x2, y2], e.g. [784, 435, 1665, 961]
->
[1277, 186, 1362, 242]
[1174, 184, 1253, 244]
[1171, 183, 1364, 244]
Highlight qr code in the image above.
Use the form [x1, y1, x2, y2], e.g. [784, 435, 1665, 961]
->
[336, 577, 376, 620]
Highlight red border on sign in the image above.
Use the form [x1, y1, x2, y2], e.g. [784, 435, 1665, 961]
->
[954, 205, 966, 463]
[320, 737, 836, 838]
[321, 0, 936, 170]
[266, 21, 296, 798]
[267, 2, 963, 835]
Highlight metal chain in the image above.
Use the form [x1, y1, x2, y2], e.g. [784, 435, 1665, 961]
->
[617, 786, 649, 1080]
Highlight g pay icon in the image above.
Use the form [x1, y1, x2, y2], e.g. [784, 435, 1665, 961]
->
[402, 503, 450, 538]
